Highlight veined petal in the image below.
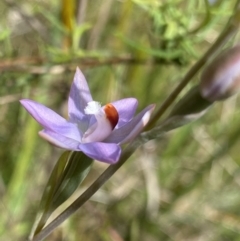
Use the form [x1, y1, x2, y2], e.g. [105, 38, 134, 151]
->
[20, 99, 82, 141]
[79, 142, 121, 164]
[111, 98, 138, 127]
[39, 130, 80, 150]
[68, 67, 93, 122]
[105, 104, 155, 144]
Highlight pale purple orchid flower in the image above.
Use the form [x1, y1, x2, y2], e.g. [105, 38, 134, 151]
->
[20, 68, 155, 164]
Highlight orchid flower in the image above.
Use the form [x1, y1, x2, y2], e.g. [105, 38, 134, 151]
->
[20, 68, 155, 164]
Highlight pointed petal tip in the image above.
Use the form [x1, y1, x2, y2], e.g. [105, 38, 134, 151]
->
[19, 98, 31, 106]
[19, 99, 41, 112]
[140, 103, 156, 122]
[137, 104, 156, 128]
[149, 103, 156, 111]
[76, 66, 81, 74]
[75, 66, 85, 78]
[19, 99, 25, 106]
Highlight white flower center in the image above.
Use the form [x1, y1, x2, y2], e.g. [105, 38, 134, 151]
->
[81, 101, 119, 143]
[84, 101, 102, 115]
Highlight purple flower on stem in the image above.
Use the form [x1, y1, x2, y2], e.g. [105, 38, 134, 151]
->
[20, 68, 155, 164]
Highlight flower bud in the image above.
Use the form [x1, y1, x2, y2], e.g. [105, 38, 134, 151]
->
[200, 44, 240, 102]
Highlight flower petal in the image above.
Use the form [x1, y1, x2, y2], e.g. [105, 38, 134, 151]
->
[105, 104, 155, 144]
[111, 98, 138, 127]
[79, 142, 121, 164]
[20, 99, 82, 141]
[39, 130, 80, 150]
[68, 67, 93, 123]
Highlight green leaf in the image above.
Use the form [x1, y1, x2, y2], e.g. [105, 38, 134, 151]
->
[31, 151, 93, 237]
[52, 152, 93, 208]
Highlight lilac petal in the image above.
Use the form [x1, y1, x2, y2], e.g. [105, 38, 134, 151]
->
[105, 104, 155, 144]
[111, 98, 138, 127]
[79, 142, 121, 164]
[68, 67, 93, 123]
[39, 130, 80, 150]
[20, 99, 82, 141]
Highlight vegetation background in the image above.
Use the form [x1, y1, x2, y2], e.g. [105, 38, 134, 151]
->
[1, 0, 240, 240]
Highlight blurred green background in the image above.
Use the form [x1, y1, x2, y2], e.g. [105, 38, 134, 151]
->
[1, 0, 240, 240]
